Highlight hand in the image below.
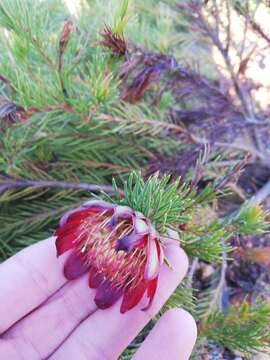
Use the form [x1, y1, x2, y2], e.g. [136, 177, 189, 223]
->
[0, 237, 197, 360]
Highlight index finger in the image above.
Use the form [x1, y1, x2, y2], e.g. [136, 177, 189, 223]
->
[0, 237, 67, 334]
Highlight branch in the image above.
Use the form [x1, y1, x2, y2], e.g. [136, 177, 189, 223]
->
[0, 74, 17, 92]
[100, 113, 189, 135]
[235, 2, 270, 46]
[0, 177, 123, 195]
[178, 2, 257, 121]
[202, 245, 228, 321]
[187, 257, 199, 287]
[248, 177, 270, 205]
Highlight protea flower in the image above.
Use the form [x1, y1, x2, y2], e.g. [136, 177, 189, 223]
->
[55, 200, 164, 313]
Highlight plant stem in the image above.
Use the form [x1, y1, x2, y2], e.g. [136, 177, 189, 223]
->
[0, 177, 122, 195]
[248, 177, 270, 205]
[187, 257, 199, 287]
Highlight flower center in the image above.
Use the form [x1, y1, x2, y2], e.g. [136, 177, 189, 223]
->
[75, 212, 147, 290]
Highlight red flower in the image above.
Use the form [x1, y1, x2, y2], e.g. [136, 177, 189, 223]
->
[55, 200, 164, 313]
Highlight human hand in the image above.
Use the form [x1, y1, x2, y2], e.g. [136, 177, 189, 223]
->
[0, 237, 197, 360]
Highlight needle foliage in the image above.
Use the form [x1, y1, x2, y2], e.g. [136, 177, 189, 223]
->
[0, 1, 270, 359]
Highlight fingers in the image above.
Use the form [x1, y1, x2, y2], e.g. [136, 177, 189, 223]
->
[0, 237, 67, 334]
[3, 275, 97, 360]
[0, 339, 20, 360]
[132, 309, 197, 360]
[49, 244, 188, 360]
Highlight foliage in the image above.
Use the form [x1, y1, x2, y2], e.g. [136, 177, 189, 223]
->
[0, 0, 270, 359]
[116, 171, 194, 231]
[232, 204, 269, 235]
[200, 299, 270, 356]
[100, 171, 268, 263]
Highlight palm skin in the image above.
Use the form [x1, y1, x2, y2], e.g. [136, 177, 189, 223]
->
[0, 237, 196, 360]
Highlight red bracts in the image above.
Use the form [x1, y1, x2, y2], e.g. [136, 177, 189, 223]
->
[55, 200, 164, 313]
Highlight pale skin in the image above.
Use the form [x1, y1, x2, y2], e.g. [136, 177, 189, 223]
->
[0, 237, 197, 360]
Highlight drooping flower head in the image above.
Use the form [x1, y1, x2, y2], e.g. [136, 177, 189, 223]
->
[55, 200, 164, 313]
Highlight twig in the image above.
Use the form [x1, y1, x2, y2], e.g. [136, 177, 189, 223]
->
[28, 103, 75, 114]
[236, 2, 270, 46]
[202, 18, 252, 119]
[203, 244, 227, 320]
[214, 153, 251, 191]
[187, 257, 199, 287]
[100, 113, 189, 135]
[212, 0, 221, 35]
[0, 177, 123, 196]
[214, 141, 265, 160]
[239, 2, 249, 61]
[0, 74, 17, 92]
[248, 177, 270, 205]
[179, 2, 257, 122]
[224, 0, 231, 54]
